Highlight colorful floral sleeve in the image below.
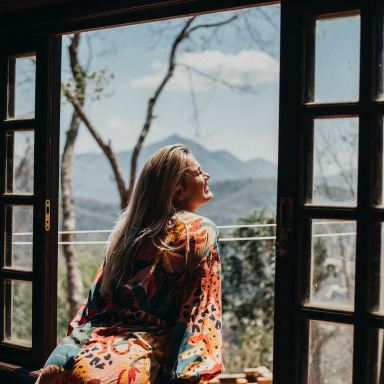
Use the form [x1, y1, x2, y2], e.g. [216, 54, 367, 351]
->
[67, 259, 106, 336]
[167, 217, 223, 383]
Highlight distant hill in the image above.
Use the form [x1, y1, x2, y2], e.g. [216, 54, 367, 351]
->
[197, 178, 277, 224]
[71, 134, 278, 203]
[68, 133, 354, 230]
[70, 177, 278, 230]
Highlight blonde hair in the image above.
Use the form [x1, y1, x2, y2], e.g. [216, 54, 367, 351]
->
[99, 143, 191, 299]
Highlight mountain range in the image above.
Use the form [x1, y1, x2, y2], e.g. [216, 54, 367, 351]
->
[68, 134, 353, 229]
[71, 134, 278, 203]
[73, 177, 278, 230]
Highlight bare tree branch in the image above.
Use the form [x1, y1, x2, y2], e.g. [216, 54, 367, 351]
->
[128, 13, 242, 200]
[186, 66, 201, 137]
[179, 63, 258, 94]
[84, 34, 93, 73]
[257, 7, 279, 32]
[63, 89, 128, 209]
[127, 16, 196, 201]
[243, 14, 274, 54]
[187, 14, 239, 34]
[61, 32, 85, 318]
[317, 128, 356, 200]
[64, 12, 255, 209]
[14, 141, 33, 191]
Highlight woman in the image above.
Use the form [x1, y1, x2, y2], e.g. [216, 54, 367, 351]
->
[36, 144, 223, 384]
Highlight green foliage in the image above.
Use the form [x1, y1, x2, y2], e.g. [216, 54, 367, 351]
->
[61, 66, 114, 105]
[57, 242, 106, 339]
[220, 209, 275, 372]
[56, 210, 276, 373]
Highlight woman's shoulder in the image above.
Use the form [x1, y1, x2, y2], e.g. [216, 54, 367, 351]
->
[171, 210, 219, 239]
[172, 210, 217, 228]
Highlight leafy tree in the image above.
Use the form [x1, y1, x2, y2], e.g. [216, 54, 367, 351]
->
[60, 33, 115, 319]
[220, 209, 275, 371]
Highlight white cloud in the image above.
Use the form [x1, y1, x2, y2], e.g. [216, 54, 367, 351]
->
[130, 49, 279, 91]
[104, 117, 129, 131]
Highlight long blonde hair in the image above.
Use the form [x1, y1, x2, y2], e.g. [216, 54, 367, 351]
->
[99, 143, 191, 300]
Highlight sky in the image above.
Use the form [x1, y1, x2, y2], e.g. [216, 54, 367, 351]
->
[59, 6, 360, 165]
[60, 5, 281, 162]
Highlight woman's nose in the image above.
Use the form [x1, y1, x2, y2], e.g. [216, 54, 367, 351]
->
[204, 171, 210, 180]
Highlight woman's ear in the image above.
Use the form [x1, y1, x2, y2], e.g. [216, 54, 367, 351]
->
[174, 186, 185, 202]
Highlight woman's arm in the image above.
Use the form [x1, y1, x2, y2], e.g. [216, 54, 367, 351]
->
[166, 217, 223, 382]
[66, 259, 106, 335]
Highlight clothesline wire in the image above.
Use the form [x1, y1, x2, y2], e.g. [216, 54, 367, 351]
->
[12, 220, 353, 237]
[11, 221, 356, 244]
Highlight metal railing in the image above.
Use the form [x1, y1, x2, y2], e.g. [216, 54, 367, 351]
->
[11, 221, 357, 245]
[11, 223, 277, 245]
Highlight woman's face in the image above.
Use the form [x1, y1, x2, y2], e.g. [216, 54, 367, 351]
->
[174, 155, 213, 212]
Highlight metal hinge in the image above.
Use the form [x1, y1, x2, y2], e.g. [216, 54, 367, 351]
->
[45, 199, 51, 231]
[276, 196, 293, 258]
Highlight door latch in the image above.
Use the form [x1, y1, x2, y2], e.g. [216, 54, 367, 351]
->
[45, 199, 51, 231]
[276, 196, 293, 257]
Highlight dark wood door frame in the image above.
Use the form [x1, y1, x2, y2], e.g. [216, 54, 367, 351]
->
[276, 1, 384, 383]
[0, 35, 61, 369]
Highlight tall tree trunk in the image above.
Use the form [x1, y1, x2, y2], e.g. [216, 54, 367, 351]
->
[61, 110, 84, 318]
[310, 327, 323, 384]
[61, 33, 85, 319]
[65, 16, 240, 211]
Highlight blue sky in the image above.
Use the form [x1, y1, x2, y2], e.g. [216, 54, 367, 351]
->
[59, 6, 360, 165]
[60, 5, 281, 162]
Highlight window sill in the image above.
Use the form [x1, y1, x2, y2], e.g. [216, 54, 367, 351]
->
[0, 361, 39, 384]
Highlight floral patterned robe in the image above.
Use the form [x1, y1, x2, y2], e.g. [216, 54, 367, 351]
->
[35, 211, 223, 384]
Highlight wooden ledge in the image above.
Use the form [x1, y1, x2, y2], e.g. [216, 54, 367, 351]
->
[0, 361, 39, 384]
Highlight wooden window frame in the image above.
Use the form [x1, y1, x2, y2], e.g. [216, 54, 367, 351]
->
[0, 36, 61, 377]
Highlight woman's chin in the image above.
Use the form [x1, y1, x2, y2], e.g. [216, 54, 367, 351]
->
[193, 192, 213, 211]
[205, 191, 213, 201]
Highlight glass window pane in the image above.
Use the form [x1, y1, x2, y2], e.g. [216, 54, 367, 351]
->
[3, 279, 32, 347]
[5, 131, 34, 194]
[4, 205, 33, 270]
[313, 15, 360, 103]
[307, 320, 353, 384]
[370, 328, 384, 384]
[370, 223, 384, 314]
[304, 220, 356, 311]
[311, 118, 358, 206]
[380, 116, 384, 206]
[7, 54, 36, 119]
[374, 13, 384, 100]
[371, 117, 383, 206]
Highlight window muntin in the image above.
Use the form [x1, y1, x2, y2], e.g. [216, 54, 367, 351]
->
[296, 7, 378, 384]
